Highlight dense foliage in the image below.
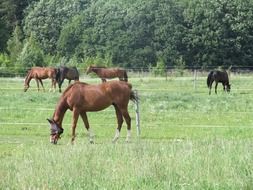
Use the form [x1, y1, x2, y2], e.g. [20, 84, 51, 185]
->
[1, 0, 253, 70]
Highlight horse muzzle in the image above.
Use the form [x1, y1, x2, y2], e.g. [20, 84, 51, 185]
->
[24, 87, 28, 92]
[50, 134, 60, 144]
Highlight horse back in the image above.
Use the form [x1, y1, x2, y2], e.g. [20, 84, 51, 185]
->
[63, 81, 131, 111]
[67, 67, 79, 80]
[100, 68, 126, 78]
[30, 67, 56, 79]
[58, 66, 79, 80]
[213, 70, 229, 83]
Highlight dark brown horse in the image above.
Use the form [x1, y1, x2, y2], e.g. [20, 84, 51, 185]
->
[24, 67, 57, 92]
[207, 70, 231, 95]
[56, 66, 79, 92]
[86, 65, 128, 82]
[47, 81, 138, 144]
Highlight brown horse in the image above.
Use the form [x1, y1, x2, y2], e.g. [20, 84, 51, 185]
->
[47, 81, 138, 144]
[86, 65, 128, 82]
[24, 67, 57, 92]
[207, 70, 231, 95]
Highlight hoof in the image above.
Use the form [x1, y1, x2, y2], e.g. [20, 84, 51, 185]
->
[112, 138, 118, 143]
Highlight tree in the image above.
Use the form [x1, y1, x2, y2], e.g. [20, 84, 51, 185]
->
[23, 0, 91, 54]
[7, 25, 23, 64]
[17, 34, 45, 71]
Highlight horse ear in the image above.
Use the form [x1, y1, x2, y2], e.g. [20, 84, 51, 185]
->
[47, 118, 54, 124]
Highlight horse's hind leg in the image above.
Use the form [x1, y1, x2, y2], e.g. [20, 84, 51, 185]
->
[112, 104, 124, 143]
[80, 112, 94, 143]
[120, 108, 131, 142]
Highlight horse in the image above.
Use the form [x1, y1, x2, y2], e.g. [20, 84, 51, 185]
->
[56, 66, 79, 92]
[86, 65, 128, 82]
[207, 70, 231, 95]
[24, 67, 57, 92]
[47, 80, 138, 144]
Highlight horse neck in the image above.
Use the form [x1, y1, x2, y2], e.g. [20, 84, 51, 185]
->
[91, 68, 100, 74]
[53, 98, 68, 126]
[25, 71, 32, 86]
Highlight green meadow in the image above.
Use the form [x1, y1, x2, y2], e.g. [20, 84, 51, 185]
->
[0, 73, 253, 189]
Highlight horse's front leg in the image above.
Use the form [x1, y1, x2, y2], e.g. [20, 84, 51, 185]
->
[58, 79, 64, 93]
[209, 83, 212, 95]
[71, 108, 79, 144]
[215, 82, 218, 94]
[51, 79, 56, 92]
[80, 112, 94, 143]
[101, 78, 107, 83]
[35, 78, 40, 91]
[120, 108, 131, 143]
[38, 79, 45, 92]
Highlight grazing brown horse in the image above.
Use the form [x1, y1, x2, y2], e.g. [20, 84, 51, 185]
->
[86, 65, 128, 82]
[207, 70, 231, 95]
[56, 66, 79, 92]
[24, 67, 57, 92]
[47, 81, 138, 144]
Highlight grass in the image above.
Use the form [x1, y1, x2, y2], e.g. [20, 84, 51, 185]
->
[0, 74, 253, 189]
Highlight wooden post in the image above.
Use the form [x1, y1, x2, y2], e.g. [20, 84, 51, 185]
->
[134, 90, 140, 136]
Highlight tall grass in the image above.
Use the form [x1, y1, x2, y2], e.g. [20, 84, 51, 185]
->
[0, 139, 253, 189]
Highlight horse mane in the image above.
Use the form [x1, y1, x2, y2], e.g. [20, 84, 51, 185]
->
[91, 65, 107, 69]
[61, 83, 76, 96]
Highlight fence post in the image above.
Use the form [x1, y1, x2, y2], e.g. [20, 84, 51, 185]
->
[134, 90, 140, 136]
[193, 69, 197, 90]
[165, 68, 168, 81]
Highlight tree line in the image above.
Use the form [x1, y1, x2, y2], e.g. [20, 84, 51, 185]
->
[1, 0, 253, 75]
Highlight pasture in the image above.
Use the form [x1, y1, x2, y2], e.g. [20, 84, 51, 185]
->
[0, 73, 253, 189]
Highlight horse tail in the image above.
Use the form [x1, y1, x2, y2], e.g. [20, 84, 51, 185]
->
[123, 70, 128, 82]
[55, 68, 61, 82]
[53, 68, 58, 78]
[74, 67, 80, 81]
[130, 90, 139, 104]
[207, 71, 213, 88]
[126, 82, 138, 103]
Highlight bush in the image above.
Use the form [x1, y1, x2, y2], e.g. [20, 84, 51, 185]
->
[153, 58, 166, 77]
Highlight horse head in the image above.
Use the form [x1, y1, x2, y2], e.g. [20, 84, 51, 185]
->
[226, 84, 231, 93]
[24, 84, 29, 92]
[47, 118, 64, 144]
